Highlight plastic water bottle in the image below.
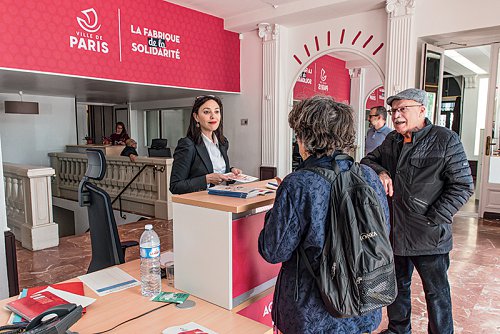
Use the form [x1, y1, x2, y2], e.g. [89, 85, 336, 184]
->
[140, 224, 161, 297]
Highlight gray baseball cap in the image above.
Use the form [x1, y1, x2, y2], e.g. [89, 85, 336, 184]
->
[387, 88, 428, 106]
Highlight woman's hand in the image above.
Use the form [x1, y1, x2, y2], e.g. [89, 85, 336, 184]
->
[206, 173, 230, 185]
[230, 167, 242, 175]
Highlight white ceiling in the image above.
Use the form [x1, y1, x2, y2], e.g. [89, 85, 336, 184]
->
[166, 0, 385, 33]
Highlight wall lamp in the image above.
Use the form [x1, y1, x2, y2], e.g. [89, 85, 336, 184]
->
[4, 91, 39, 114]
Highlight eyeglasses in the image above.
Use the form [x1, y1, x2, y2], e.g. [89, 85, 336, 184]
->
[367, 114, 379, 119]
[388, 105, 423, 115]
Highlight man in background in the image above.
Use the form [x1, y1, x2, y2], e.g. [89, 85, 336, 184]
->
[361, 88, 473, 334]
[365, 106, 392, 156]
[121, 138, 139, 162]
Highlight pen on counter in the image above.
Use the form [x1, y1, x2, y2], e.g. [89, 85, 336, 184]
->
[267, 182, 279, 187]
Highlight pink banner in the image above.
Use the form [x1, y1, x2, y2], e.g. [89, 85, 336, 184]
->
[232, 212, 280, 299]
[237, 290, 274, 328]
[0, 0, 240, 92]
[293, 55, 350, 104]
[365, 86, 385, 110]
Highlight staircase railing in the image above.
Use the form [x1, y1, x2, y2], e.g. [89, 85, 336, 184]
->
[49, 152, 173, 220]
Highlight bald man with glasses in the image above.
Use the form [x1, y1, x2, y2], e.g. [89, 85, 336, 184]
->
[361, 88, 473, 334]
[365, 105, 392, 155]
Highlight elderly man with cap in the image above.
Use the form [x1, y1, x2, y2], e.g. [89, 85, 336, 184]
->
[361, 88, 473, 334]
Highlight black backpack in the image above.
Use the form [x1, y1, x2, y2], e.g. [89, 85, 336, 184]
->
[300, 155, 397, 318]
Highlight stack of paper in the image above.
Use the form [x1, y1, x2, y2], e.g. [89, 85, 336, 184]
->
[223, 172, 259, 183]
[78, 266, 140, 296]
[208, 185, 273, 199]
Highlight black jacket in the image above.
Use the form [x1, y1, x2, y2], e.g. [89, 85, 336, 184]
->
[360, 119, 473, 256]
[120, 146, 138, 158]
[169, 137, 230, 194]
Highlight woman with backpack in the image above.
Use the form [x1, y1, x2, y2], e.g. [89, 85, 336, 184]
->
[258, 95, 392, 334]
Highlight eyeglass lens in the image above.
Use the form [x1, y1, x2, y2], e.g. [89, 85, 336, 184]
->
[389, 105, 422, 114]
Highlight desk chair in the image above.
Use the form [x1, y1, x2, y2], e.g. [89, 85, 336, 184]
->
[78, 149, 138, 273]
[151, 138, 168, 149]
[148, 138, 171, 157]
[148, 147, 172, 158]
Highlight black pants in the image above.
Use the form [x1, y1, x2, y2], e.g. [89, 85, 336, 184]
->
[387, 254, 453, 334]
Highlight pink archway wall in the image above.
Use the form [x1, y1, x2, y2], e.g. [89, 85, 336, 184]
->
[287, 25, 387, 106]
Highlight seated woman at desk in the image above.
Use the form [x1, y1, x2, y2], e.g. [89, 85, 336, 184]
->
[170, 95, 242, 194]
[121, 138, 138, 162]
[109, 122, 130, 145]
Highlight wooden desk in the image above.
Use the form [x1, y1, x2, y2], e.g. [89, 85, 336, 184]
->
[172, 181, 280, 310]
[0, 260, 272, 334]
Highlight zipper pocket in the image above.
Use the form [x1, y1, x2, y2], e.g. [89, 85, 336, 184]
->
[412, 196, 428, 209]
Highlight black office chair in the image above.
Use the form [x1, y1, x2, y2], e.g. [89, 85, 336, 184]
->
[148, 147, 172, 158]
[151, 138, 168, 149]
[148, 138, 171, 157]
[78, 149, 138, 273]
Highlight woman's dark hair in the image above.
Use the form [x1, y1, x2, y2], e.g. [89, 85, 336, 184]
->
[116, 122, 128, 135]
[186, 95, 226, 145]
[288, 95, 355, 157]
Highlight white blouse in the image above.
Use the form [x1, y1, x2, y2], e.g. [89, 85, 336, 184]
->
[201, 133, 226, 174]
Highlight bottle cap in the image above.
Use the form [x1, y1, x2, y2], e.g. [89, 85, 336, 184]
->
[145, 224, 153, 230]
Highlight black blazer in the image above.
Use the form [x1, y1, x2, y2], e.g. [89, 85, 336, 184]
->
[169, 137, 231, 194]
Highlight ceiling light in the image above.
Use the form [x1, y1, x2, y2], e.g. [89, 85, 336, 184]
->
[444, 50, 487, 75]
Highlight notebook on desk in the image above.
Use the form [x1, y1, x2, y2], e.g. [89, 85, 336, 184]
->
[208, 185, 273, 199]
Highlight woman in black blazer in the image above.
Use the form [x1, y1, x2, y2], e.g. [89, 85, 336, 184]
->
[169, 95, 242, 194]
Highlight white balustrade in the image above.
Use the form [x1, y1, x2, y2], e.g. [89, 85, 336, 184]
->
[3, 163, 58, 250]
[48, 152, 172, 220]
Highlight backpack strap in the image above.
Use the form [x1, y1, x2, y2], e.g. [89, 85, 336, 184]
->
[299, 246, 321, 284]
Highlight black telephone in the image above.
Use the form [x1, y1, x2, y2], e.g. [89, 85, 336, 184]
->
[23, 303, 82, 334]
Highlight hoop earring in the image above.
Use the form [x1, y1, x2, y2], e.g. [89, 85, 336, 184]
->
[196, 122, 200, 128]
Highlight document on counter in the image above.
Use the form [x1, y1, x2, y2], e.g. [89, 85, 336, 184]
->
[78, 267, 140, 296]
[223, 172, 259, 183]
[162, 322, 218, 334]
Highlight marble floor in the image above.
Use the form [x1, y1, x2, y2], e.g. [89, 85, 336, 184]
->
[15, 219, 172, 288]
[376, 199, 500, 333]
[14, 202, 500, 333]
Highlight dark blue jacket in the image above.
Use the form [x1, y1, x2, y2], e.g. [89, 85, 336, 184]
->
[169, 137, 231, 194]
[258, 154, 390, 334]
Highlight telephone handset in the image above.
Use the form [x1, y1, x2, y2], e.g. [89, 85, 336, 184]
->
[24, 303, 83, 334]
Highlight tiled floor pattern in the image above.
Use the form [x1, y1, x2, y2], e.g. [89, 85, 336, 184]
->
[16, 219, 171, 288]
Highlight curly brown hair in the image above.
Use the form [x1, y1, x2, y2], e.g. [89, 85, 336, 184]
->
[288, 95, 355, 157]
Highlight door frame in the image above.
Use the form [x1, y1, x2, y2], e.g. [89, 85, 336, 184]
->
[420, 43, 445, 125]
[479, 42, 500, 217]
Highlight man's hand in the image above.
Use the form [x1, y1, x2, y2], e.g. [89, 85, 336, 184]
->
[379, 172, 393, 196]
